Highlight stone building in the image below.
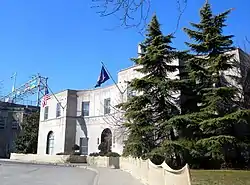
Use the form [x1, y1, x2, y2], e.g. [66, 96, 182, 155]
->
[0, 102, 39, 158]
[37, 48, 250, 156]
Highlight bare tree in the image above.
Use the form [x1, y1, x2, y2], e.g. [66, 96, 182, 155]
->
[92, 0, 188, 33]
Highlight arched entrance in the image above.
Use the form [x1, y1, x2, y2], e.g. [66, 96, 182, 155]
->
[46, 131, 54, 155]
[98, 128, 112, 154]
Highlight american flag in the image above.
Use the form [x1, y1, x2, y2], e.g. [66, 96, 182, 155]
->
[42, 87, 50, 107]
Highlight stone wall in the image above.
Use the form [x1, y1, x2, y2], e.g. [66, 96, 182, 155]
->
[10, 153, 70, 164]
[87, 156, 192, 185]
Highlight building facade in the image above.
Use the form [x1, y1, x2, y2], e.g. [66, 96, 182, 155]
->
[37, 48, 250, 156]
[0, 102, 39, 158]
[37, 64, 146, 155]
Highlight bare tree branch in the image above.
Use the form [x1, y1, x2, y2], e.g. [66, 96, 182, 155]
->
[172, 0, 187, 35]
[246, 36, 250, 45]
[92, 0, 188, 34]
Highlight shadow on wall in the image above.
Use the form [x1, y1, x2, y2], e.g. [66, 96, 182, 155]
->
[77, 116, 88, 137]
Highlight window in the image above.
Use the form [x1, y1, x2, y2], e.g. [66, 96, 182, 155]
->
[104, 98, 111, 114]
[12, 121, 19, 129]
[82, 102, 90, 116]
[44, 106, 49, 120]
[56, 103, 61, 117]
[80, 137, 88, 155]
[0, 116, 5, 129]
[46, 131, 54, 155]
[127, 85, 136, 99]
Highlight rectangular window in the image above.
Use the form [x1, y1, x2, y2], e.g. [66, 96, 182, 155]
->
[104, 98, 111, 114]
[80, 137, 88, 155]
[82, 101, 90, 116]
[56, 103, 61, 117]
[44, 106, 49, 120]
[12, 120, 19, 129]
[0, 117, 5, 129]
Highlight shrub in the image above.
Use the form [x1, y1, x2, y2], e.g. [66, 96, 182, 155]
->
[56, 152, 71, 155]
[150, 154, 165, 165]
[98, 142, 110, 155]
[89, 152, 100, 156]
[72, 144, 80, 151]
[106, 152, 121, 157]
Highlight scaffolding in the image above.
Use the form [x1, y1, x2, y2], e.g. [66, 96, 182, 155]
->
[0, 74, 48, 106]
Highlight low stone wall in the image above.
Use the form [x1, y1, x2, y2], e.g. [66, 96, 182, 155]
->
[87, 156, 109, 167]
[10, 153, 70, 164]
[87, 156, 119, 168]
[67, 155, 87, 163]
[87, 156, 192, 185]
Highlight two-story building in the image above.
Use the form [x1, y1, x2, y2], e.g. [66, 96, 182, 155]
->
[37, 47, 250, 156]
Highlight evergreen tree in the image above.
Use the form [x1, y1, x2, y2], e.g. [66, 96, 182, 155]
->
[168, 1, 250, 169]
[119, 15, 180, 158]
[15, 111, 39, 154]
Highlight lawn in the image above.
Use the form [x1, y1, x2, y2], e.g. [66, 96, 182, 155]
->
[191, 170, 250, 185]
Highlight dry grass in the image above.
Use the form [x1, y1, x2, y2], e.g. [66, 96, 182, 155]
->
[191, 170, 250, 185]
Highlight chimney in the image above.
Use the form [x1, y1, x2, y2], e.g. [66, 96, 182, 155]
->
[138, 43, 143, 58]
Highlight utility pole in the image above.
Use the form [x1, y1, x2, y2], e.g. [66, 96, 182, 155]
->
[11, 72, 17, 103]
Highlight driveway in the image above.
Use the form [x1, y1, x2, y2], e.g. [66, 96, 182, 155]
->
[0, 161, 96, 185]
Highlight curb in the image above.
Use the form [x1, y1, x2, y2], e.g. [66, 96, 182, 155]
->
[0, 159, 77, 167]
[82, 165, 100, 185]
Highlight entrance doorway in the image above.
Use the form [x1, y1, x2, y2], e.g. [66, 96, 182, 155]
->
[99, 128, 112, 154]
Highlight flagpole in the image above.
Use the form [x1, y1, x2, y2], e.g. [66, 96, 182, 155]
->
[40, 80, 66, 110]
[101, 62, 124, 95]
[46, 84, 66, 110]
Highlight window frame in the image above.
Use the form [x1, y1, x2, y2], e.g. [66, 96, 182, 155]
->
[0, 116, 5, 129]
[44, 106, 49, 120]
[56, 103, 61, 118]
[104, 98, 111, 115]
[82, 101, 90, 117]
[12, 120, 19, 129]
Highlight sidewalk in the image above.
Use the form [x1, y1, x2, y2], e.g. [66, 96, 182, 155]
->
[83, 166, 144, 185]
[0, 159, 144, 185]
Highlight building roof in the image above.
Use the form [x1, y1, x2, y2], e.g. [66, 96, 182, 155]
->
[0, 101, 39, 111]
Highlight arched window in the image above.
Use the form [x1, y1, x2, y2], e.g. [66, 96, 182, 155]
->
[46, 131, 54, 155]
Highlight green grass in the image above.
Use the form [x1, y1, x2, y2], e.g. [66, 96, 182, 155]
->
[191, 170, 250, 185]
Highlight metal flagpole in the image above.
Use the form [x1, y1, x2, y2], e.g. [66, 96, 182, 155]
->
[11, 72, 17, 102]
[40, 80, 66, 110]
[101, 62, 125, 95]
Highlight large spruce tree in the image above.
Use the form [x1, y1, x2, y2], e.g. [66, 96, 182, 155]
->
[119, 15, 180, 158]
[167, 1, 250, 169]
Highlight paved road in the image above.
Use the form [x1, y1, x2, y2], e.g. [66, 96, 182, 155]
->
[0, 161, 97, 185]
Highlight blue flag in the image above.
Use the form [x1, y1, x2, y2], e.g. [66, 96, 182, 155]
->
[95, 66, 110, 88]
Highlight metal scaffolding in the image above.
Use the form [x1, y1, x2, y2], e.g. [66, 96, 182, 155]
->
[0, 74, 48, 106]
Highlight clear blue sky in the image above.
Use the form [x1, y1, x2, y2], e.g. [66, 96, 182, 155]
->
[0, 0, 249, 97]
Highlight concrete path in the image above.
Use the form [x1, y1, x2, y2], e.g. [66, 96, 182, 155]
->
[0, 160, 96, 185]
[85, 166, 144, 185]
[0, 160, 144, 185]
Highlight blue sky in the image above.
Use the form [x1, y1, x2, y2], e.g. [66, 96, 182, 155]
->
[0, 0, 249, 99]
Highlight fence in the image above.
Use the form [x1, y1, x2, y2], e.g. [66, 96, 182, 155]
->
[87, 156, 191, 185]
